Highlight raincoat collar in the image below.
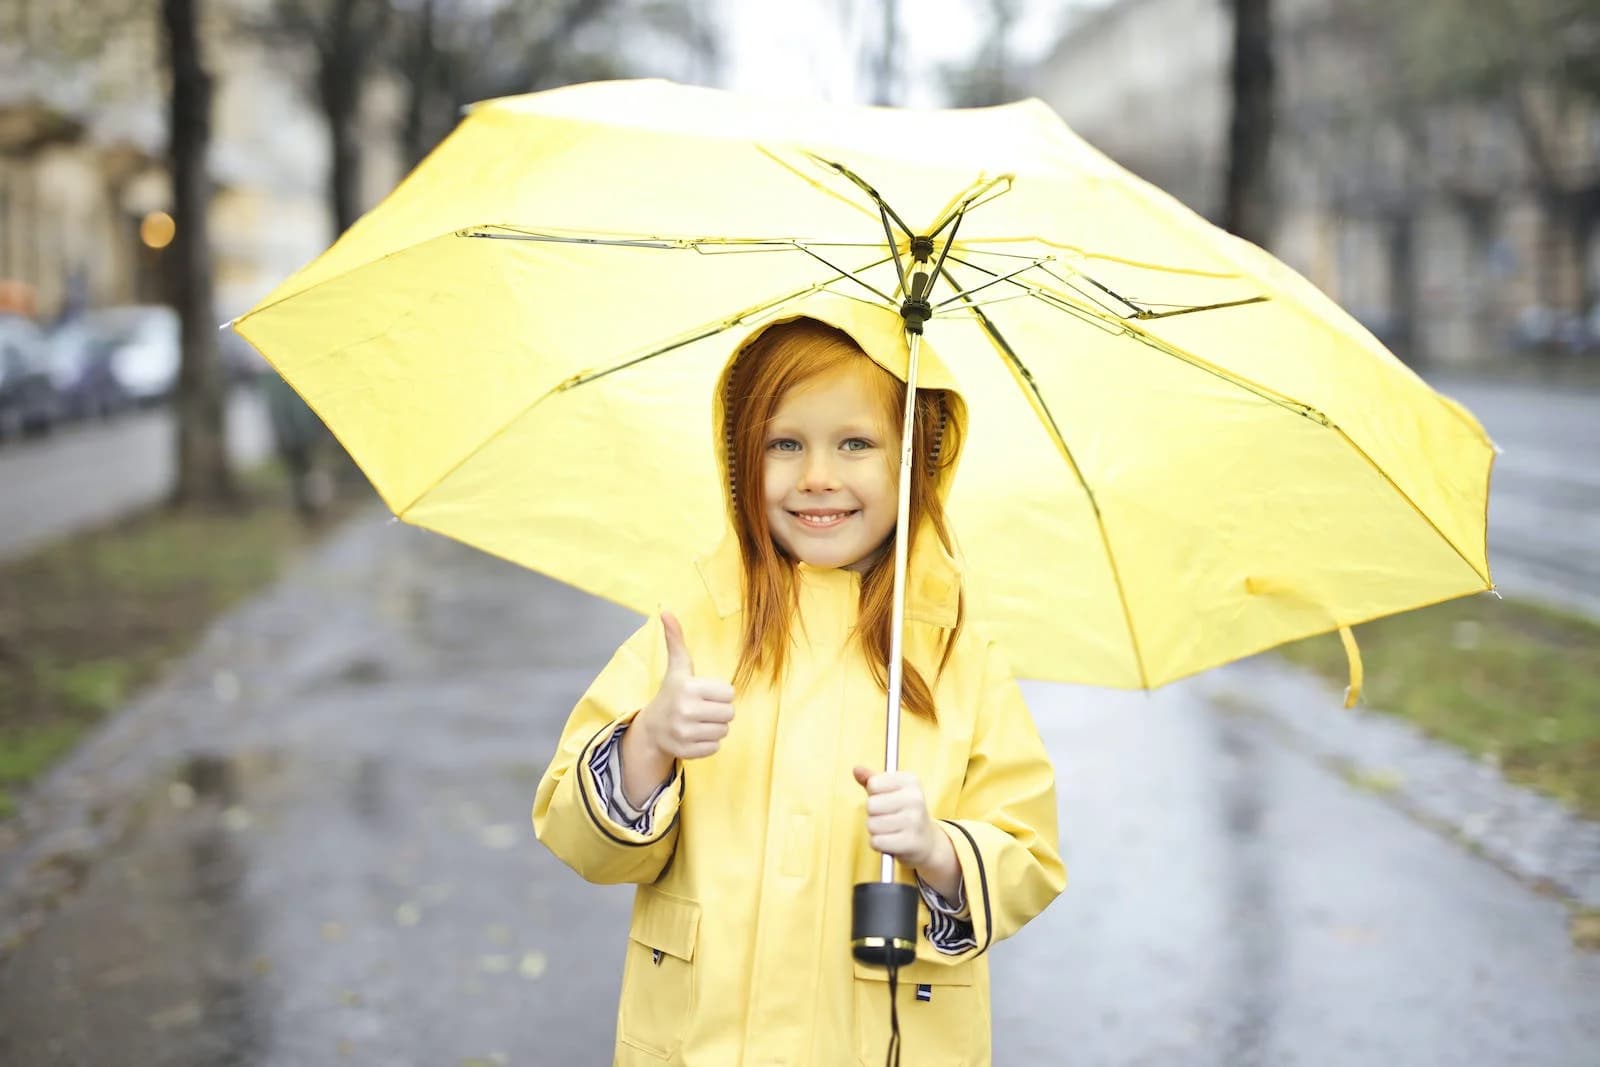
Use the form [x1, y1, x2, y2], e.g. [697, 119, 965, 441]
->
[694, 525, 963, 629]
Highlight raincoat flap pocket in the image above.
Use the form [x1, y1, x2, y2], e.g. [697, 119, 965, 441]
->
[629, 888, 700, 963]
[852, 957, 973, 986]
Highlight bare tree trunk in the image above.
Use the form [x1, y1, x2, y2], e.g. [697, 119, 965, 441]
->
[1223, 0, 1275, 244]
[161, 0, 234, 508]
[872, 0, 898, 106]
[320, 59, 363, 236]
[1383, 209, 1417, 361]
[1576, 184, 1599, 314]
[402, 0, 437, 168]
[319, 0, 385, 237]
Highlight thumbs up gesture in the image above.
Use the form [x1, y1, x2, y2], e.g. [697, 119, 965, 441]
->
[637, 612, 737, 761]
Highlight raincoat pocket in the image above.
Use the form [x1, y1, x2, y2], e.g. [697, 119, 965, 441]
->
[853, 958, 982, 1066]
[618, 889, 700, 1060]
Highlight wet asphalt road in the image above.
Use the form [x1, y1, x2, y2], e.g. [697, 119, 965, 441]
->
[0, 387, 273, 564]
[1, 515, 1596, 1066]
[1422, 375, 1600, 620]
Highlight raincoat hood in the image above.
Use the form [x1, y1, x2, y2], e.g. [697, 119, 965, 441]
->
[711, 293, 969, 510]
[701, 294, 971, 627]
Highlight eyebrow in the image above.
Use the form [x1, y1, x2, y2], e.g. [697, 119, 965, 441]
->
[764, 422, 882, 438]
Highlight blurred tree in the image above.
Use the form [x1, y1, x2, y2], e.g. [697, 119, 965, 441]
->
[162, 0, 235, 507]
[1381, 0, 1600, 313]
[869, 0, 899, 106]
[244, 0, 392, 237]
[1222, 0, 1275, 245]
[939, 0, 1021, 107]
[393, 0, 720, 167]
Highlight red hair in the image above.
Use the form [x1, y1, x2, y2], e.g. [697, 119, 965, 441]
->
[722, 318, 964, 720]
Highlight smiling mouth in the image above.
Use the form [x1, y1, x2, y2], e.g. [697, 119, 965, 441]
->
[790, 509, 858, 529]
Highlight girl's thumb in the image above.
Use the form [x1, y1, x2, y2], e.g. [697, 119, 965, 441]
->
[661, 611, 693, 674]
[852, 765, 873, 788]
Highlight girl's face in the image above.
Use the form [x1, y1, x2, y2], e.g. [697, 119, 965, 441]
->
[761, 360, 898, 573]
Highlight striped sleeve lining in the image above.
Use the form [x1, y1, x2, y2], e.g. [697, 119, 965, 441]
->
[587, 722, 671, 834]
[917, 874, 978, 955]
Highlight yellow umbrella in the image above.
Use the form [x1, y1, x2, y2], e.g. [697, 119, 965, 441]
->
[232, 78, 1495, 701]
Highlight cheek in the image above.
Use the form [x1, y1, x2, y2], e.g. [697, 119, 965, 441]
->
[760, 457, 784, 505]
[869, 456, 898, 504]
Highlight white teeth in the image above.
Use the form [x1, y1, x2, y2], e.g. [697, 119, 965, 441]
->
[794, 511, 851, 528]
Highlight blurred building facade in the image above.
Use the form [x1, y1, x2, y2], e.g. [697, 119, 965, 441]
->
[1035, 0, 1600, 366]
[0, 0, 402, 325]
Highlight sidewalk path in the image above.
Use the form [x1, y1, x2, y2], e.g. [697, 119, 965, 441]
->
[1, 514, 1596, 1065]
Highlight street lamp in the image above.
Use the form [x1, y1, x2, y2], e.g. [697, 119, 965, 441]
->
[139, 210, 176, 250]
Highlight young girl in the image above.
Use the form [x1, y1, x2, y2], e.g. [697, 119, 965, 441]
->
[533, 299, 1064, 1066]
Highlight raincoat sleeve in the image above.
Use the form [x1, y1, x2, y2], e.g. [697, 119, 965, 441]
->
[532, 615, 684, 885]
[935, 636, 1065, 961]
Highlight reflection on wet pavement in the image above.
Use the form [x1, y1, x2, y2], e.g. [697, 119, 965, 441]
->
[1, 515, 1598, 1065]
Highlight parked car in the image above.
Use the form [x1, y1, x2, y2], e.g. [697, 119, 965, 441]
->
[106, 305, 180, 404]
[51, 305, 181, 410]
[47, 316, 131, 420]
[0, 313, 61, 438]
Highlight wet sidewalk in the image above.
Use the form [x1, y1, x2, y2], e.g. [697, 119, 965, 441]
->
[2, 512, 1598, 1066]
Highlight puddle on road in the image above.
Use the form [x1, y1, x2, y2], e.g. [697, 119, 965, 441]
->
[0, 743, 563, 1066]
[0, 751, 291, 1066]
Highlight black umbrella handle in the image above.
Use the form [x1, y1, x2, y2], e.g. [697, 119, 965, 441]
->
[851, 881, 918, 968]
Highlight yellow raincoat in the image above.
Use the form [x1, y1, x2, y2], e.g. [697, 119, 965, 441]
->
[533, 315, 1065, 1066]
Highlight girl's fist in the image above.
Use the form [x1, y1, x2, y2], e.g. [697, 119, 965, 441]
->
[853, 765, 941, 868]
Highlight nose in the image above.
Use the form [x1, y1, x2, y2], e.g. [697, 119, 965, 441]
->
[798, 450, 839, 492]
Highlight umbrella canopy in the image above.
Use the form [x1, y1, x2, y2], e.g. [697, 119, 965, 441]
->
[233, 79, 1494, 692]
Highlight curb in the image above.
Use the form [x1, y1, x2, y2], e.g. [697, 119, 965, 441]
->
[1199, 656, 1600, 910]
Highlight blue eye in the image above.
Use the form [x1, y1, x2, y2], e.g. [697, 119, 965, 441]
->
[768, 438, 801, 453]
[842, 438, 873, 452]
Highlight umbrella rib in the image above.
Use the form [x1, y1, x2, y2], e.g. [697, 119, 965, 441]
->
[943, 254, 1134, 333]
[396, 267, 871, 517]
[792, 246, 901, 307]
[804, 154, 919, 241]
[756, 146, 886, 225]
[956, 237, 1245, 280]
[924, 176, 1013, 241]
[557, 255, 896, 392]
[934, 255, 1055, 309]
[1010, 290, 1493, 590]
[464, 225, 886, 254]
[935, 265, 1153, 689]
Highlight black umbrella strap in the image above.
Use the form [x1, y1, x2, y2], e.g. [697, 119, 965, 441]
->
[884, 960, 902, 1067]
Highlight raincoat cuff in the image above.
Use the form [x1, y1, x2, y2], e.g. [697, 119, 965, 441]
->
[589, 723, 672, 833]
[937, 819, 995, 958]
[576, 715, 683, 846]
[915, 872, 969, 919]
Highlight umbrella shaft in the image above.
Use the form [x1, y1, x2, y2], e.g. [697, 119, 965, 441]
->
[880, 328, 922, 885]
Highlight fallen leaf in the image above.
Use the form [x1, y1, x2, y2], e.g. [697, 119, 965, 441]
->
[479, 824, 518, 850]
[212, 670, 242, 704]
[147, 1000, 202, 1031]
[1571, 909, 1600, 952]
